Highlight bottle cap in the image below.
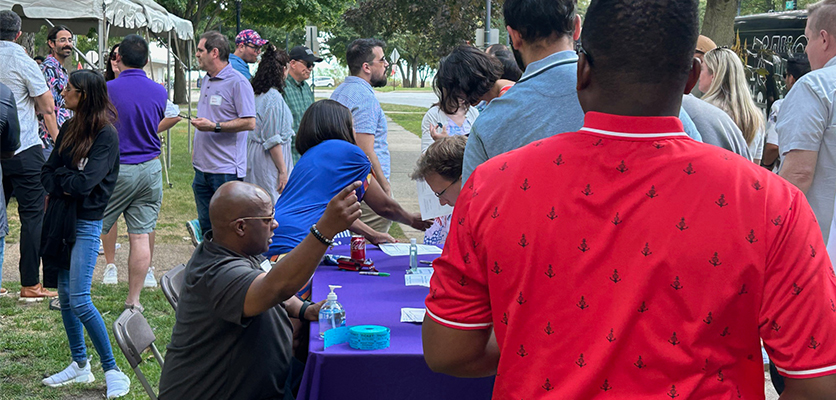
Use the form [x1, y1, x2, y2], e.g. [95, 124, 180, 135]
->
[327, 285, 342, 301]
[410, 238, 417, 245]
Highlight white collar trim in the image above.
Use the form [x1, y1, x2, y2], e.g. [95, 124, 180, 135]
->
[580, 127, 688, 138]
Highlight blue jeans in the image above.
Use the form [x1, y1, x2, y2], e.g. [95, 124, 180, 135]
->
[192, 168, 241, 234]
[57, 219, 117, 372]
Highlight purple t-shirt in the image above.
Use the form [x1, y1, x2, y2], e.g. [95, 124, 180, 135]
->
[107, 69, 166, 164]
[194, 64, 256, 177]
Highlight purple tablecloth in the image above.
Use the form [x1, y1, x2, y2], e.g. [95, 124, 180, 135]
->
[297, 245, 495, 400]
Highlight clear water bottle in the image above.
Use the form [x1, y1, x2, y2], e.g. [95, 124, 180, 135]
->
[318, 285, 346, 339]
[409, 238, 418, 273]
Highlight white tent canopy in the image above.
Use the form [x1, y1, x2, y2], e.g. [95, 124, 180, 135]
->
[1, 0, 193, 43]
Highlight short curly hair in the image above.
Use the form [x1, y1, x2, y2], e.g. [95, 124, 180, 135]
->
[433, 46, 502, 115]
[252, 44, 290, 95]
[411, 135, 467, 182]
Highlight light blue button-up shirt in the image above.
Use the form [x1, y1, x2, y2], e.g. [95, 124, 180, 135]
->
[331, 76, 390, 180]
[778, 55, 836, 240]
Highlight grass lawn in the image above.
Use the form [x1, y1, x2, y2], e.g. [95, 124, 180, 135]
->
[374, 85, 434, 93]
[380, 103, 426, 138]
[0, 281, 173, 400]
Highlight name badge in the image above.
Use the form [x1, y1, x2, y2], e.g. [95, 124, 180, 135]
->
[260, 259, 273, 273]
[209, 95, 222, 106]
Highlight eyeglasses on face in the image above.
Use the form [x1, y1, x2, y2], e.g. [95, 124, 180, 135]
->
[51, 37, 73, 45]
[237, 212, 276, 223]
[245, 44, 262, 52]
[576, 42, 593, 65]
[434, 177, 461, 198]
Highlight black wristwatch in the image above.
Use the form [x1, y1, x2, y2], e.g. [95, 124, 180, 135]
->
[214, 122, 221, 132]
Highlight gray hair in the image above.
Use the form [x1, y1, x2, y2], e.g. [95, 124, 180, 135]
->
[0, 10, 21, 42]
[808, 0, 836, 37]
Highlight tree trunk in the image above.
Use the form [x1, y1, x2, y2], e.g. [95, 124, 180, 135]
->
[411, 62, 418, 88]
[396, 61, 407, 88]
[702, 0, 739, 46]
[172, 39, 189, 105]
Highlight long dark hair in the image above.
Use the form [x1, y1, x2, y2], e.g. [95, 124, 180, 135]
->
[252, 44, 290, 95]
[295, 100, 355, 156]
[104, 44, 119, 81]
[59, 70, 117, 167]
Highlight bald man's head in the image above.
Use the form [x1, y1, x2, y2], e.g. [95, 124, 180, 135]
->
[209, 181, 277, 255]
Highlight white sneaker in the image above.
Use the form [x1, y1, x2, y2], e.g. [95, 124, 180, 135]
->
[144, 267, 157, 288]
[102, 264, 118, 285]
[42, 361, 95, 387]
[104, 369, 130, 398]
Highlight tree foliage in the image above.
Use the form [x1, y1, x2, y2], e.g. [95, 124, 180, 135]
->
[326, 0, 502, 87]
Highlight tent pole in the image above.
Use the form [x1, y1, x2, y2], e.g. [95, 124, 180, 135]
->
[187, 39, 192, 153]
[98, 1, 106, 71]
[166, 30, 172, 170]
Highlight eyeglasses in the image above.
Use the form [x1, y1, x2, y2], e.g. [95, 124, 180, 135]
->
[434, 177, 460, 198]
[367, 57, 388, 66]
[245, 44, 262, 52]
[50, 37, 73, 44]
[237, 212, 275, 223]
[576, 42, 593, 65]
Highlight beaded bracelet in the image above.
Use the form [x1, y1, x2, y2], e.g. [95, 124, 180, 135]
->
[310, 224, 335, 246]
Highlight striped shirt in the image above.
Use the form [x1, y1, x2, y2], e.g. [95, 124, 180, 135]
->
[283, 75, 314, 164]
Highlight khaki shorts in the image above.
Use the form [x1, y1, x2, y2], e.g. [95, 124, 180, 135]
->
[360, 197, 393, 234]
[102, 158, 163, 235]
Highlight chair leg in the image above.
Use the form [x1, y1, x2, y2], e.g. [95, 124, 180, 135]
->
[133, 368, 158, 400]
[151, 344, 165, 369]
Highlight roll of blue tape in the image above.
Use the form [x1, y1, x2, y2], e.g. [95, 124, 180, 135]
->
[349, 325, 390, 350]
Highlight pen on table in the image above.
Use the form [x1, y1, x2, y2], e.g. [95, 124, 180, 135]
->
[419, 260, 433, 265]
[359, 271, 390, 277]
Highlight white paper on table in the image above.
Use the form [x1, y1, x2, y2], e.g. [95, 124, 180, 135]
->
[417, 180, 454, 220]
[405, 274, 432, 287]
[415, 267, 434, 275]
[378, 243, 443, 257]
[400, 307, 427, 323]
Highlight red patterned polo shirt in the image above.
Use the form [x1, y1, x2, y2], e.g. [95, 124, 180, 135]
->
[425, 112, 836, 399]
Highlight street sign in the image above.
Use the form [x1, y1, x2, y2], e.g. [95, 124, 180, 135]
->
[785, 0, 795, 9]
[305, 26, 319, 54]
[390, 48, 400, 64]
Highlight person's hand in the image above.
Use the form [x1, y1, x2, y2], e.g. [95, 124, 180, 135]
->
[367, 231, 397, 245]
[304, 300, 326, 321]
[410, 213, 433, 231]
[190, 117, 215, 131]
[277, 169, 288, 194]
[430, 123, 449, 141]
[317, 181, 363, 238]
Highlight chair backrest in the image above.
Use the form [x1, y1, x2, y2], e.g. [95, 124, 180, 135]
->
[113, 308, 164, 400]
[160, 263, 186, 311]
[113, 308, 157, 369]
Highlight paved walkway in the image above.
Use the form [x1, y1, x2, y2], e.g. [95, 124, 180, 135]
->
[384, 115, 425, 242]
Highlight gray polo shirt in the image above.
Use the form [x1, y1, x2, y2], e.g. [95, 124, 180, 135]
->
[681, 94, 751, 160]
[776, 56, 836, 240]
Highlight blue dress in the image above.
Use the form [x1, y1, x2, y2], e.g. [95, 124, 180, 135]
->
[266, 140, 372, 256]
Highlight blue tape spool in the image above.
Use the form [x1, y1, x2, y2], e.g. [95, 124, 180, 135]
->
[349, 325, 390, 350]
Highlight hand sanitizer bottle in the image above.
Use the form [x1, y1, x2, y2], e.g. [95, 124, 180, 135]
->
[319, 285, 346, 339]
[409, 238, 418, 273]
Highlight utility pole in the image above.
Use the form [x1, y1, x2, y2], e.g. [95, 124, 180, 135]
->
[236, 0, 242, 33]
[485, 0, 491, 46]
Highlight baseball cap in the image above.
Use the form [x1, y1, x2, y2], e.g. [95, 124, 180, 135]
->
[289, 46, 323, 63]
[695, 35, 717, 54]
[235, 29, 267, 46]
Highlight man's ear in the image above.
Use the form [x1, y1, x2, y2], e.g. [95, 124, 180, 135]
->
[507, 26, 522, 50]
[684, 58, 700, 94]
[577, 52, 592, 92]
[14, 31, 21, 42]
[573, 15, 582, 42]
[822, 29, 834, 53]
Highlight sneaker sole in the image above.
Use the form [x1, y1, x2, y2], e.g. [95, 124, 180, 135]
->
[107, 388, 130, 399]
[42, 372, 95, 387]
[143, 281, 158, 288]
[19, 296, 47, 303]
[103, 277, 118, 285]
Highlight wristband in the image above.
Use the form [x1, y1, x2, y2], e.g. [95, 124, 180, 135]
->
[310, 224, 335, 246]
[298, 300, 313, 321]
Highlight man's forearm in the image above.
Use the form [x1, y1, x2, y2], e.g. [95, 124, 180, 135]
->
[779, 150, 818, 194]
[218, 117, 256, 132]
[356, 134, 391, 193]
[41, 112, 59, 141]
